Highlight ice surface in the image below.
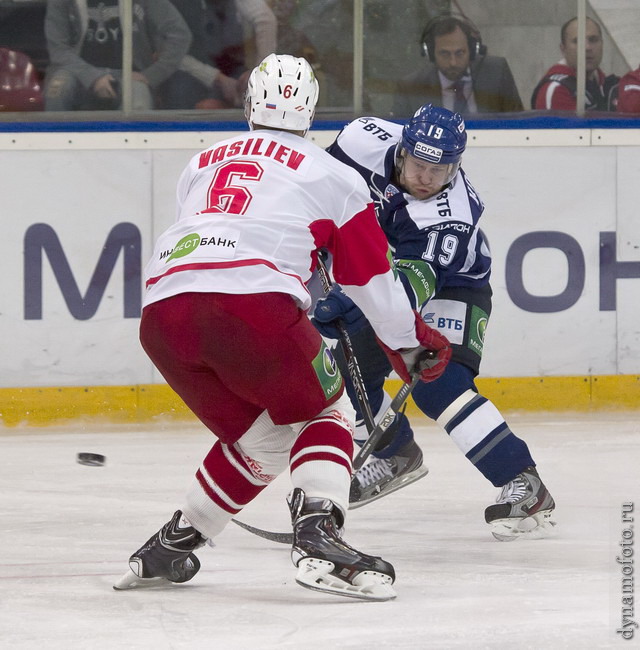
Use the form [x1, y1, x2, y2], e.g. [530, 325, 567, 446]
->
[1, 412, 638, 649]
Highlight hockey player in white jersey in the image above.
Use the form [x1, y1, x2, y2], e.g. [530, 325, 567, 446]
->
[313, 104, 556, 540]
[113, 56, 451, 600]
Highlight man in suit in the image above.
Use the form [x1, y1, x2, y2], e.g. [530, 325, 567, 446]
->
[392, 14, 523, 118]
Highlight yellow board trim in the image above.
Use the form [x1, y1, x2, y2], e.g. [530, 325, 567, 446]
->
[0, 375, 638, 427]
[0, 384, 190, 427]
[394, 375, 640, 417]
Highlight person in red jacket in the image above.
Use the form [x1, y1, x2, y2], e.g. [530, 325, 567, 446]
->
[531, 16, 618, 111]
[618, 65, 640, 114]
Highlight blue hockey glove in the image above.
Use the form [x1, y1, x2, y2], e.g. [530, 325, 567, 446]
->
[312, 285, 369, 339]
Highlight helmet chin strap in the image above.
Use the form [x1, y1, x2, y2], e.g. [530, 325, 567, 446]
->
[244, 95, 253, 129]
[395, 147, 418, 193]
[393, 145, 406, 182]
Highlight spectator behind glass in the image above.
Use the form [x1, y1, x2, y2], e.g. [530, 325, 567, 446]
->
[161, 0, 277, 110]
[44, 0, 191, 111]
[392, 14, 523, 118]
[269, 0, 318, 67]
[618, 65, 640, 114]
[531, 16, 619, 112]
[272, 1, 355, 109]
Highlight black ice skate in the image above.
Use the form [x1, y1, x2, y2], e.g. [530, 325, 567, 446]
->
[288, 488, 396, 601]
[485, 467, 557, 541]
[113, 510, 205, 590]
[349, 439, 428, 509]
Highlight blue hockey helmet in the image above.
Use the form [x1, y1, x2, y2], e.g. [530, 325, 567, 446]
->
[397, 104, 466, 187]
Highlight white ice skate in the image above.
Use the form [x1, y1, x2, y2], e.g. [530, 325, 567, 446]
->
[349, 439, 428, 509]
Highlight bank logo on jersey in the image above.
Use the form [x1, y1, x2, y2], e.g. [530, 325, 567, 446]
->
[312, 343, 342, 400]
[414, 142, 443, 163]
[164, 233, 200, 262]
[160, 230, 239, 263]
[421, 299, 466, 345]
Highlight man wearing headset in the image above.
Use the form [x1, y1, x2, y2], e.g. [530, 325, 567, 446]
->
[392, 14, 523, 118]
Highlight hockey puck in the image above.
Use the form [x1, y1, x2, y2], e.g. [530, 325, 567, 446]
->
[76, 452, 106, 466]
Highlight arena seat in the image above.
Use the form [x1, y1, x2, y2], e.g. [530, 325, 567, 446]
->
[0, 48, 44, 112]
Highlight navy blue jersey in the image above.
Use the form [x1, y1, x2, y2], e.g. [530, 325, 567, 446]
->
[327, 116, 491, 308]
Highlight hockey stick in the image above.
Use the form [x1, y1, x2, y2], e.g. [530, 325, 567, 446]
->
[352, 373, 421, 470]
[315, 255, 377, 438]
[231, 256, 429, 543]
[230, 371, 422, 544]
[231, 518, 295, 544]
[315, 256, 430, 470]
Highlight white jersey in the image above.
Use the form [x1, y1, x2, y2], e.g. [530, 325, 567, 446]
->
[143, 129, 421, 351]
[328, 117, 491, 299]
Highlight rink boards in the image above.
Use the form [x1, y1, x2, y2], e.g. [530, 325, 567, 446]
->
[0, 127, 638, 424]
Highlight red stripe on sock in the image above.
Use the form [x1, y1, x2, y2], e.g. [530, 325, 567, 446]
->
[199, 441, 267, 509]
[290, 451, 352, 475]
[195, 469, 240, 514]
[290, 414, 353, 476]
[291, 414, 353, 459]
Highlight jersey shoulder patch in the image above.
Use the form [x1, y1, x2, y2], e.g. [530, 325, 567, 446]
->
[336, 117, 402, 176]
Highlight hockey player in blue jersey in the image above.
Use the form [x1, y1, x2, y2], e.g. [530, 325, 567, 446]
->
[313, 104, 556, 540]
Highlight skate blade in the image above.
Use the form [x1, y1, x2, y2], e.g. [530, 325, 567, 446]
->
[349, 465, 429, 510]
[295, 558, 396, 601]
[490, 509, 557, 542]
[113, 568, 168, 591]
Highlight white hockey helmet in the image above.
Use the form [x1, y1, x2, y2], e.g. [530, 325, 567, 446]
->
[244, 53, 319, 133]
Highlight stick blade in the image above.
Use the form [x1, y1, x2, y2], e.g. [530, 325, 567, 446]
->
[231, 518, 293, 544]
